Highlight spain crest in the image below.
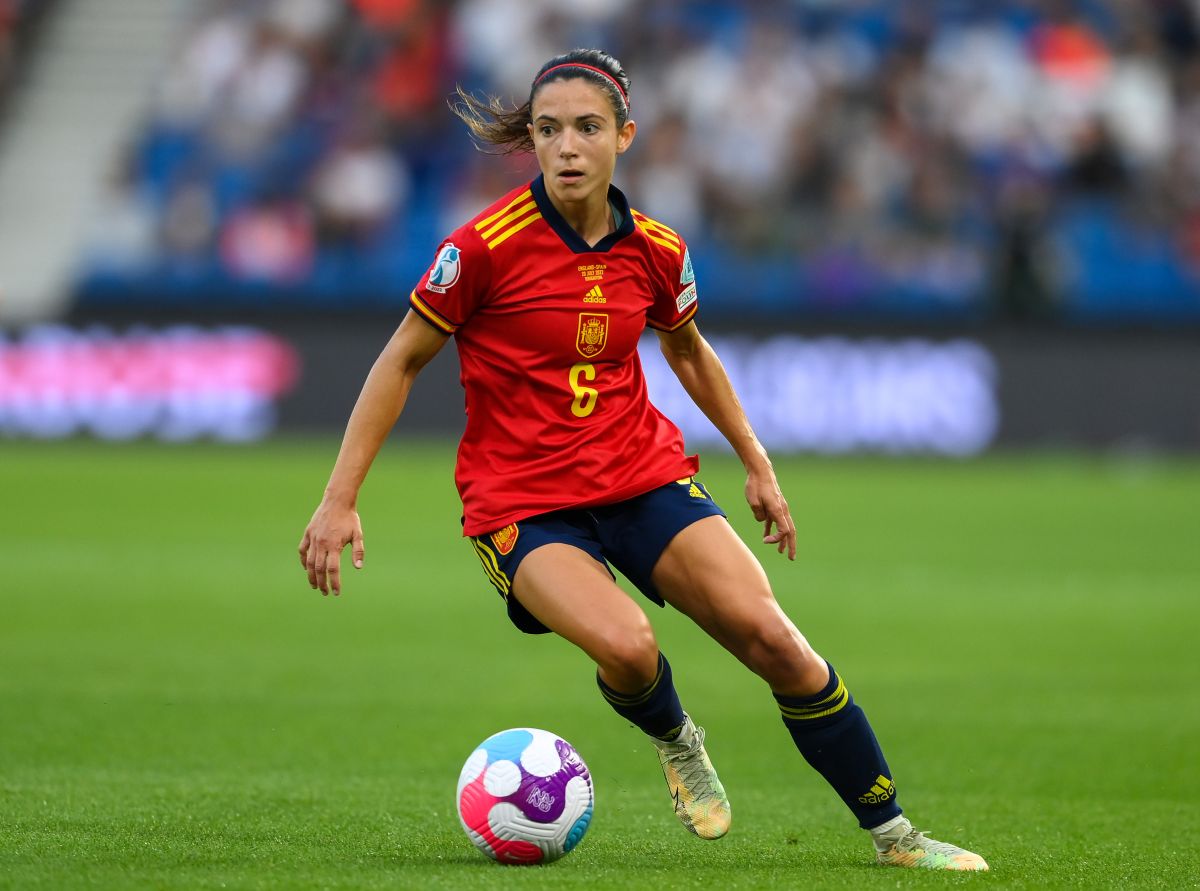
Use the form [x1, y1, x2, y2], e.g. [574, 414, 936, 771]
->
[576, 313, 609, 358]
[491, 523, 519, 556]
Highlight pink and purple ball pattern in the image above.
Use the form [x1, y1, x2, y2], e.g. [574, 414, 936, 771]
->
[456, 728, 594, 864]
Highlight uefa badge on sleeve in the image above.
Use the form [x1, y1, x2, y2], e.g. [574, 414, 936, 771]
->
[680, 246, 695, 284]
[427, 243, 462, 293]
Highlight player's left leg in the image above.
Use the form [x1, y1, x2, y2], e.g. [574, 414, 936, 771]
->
[517, 544, 731, 840]
[650, 515, 987, 871]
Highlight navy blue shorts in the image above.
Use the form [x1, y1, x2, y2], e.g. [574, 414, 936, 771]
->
[468, 477, 727, 634]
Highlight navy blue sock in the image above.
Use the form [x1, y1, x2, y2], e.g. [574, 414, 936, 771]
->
[597, 652, 686, 740]
[775, 662, 902, 829]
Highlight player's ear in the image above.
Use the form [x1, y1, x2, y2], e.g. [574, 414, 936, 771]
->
[616, 118, 636, 155]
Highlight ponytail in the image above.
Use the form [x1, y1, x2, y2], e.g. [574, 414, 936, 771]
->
[451, 48, 631, 154]
[449, 85, 536, 154]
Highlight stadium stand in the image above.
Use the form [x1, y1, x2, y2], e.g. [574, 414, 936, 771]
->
[62, 0, 1200, 324]
[0, 0, 53, 114]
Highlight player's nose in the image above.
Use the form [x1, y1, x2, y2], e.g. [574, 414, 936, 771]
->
[558, 128, 579, 156]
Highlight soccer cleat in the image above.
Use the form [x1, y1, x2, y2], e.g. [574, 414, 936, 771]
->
[871, 816, 989, 871]
[652, 714, 731, 839]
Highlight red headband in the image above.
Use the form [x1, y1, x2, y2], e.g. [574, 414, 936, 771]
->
[533, 62, 629, 110]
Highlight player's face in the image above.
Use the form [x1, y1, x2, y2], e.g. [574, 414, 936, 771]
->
[528, 78, 636, 207]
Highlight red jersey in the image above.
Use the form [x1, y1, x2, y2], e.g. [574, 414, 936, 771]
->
[409, 175, 701, 536]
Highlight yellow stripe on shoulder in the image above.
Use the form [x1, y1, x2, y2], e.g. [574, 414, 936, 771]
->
[474, 190, 534, 232]
[640, 228, 681, 254]
[479, 199, 537, 240]
[631, 210, 681, 243]
[633, 213, 682, 254]
[487, 212, 543, 250]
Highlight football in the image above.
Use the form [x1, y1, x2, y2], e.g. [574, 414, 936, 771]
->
[456, 728, 594, 864]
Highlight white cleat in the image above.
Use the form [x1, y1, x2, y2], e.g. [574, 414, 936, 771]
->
[871, 816, 989, 871]
[652, 714, 731, 839]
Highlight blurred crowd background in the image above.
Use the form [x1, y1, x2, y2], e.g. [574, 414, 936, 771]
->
[0, 1, 48, 101]
[44, 0, 1199, 324]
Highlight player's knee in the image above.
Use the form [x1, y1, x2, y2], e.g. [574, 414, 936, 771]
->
[741, 619, 826, 694]
[593, 617, 659, 690]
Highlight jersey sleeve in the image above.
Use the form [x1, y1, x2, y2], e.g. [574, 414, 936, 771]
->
[409, 230, 491, 335]
[645, 238, 699, 332]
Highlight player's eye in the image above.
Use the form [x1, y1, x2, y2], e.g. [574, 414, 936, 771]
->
[539, 125, 555, 137]
[582, 122, 599, 134]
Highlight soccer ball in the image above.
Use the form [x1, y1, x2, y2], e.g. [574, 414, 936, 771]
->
[456, 728, 594, 864]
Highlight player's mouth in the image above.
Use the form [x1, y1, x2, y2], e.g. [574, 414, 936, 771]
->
[558, 168, 585, 184]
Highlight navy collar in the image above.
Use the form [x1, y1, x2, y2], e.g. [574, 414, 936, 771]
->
[530, 174, 635, 254]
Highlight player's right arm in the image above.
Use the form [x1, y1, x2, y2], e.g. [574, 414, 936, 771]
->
[298, 310, 449, 596]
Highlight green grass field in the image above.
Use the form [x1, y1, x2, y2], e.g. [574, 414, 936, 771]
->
[2, 440, 1198, 889]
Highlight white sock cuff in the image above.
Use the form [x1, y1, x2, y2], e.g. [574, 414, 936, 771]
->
[868, 814, 907, 836]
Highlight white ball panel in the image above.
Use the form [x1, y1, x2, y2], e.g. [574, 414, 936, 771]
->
[556, 775, 592, 844]
[564, 774, 592, 809]
[489, 802, 568, 859]
[483, 759, 521, 797]
[519, 729, 563, 777]
[456, 748, 488, 797]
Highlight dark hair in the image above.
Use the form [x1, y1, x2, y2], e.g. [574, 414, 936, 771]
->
[451, 48, 631, 154]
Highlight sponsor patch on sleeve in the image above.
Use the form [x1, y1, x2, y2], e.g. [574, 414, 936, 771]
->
[676, 283, 698, 313]
[680, 247, 695, 285]
[426, 243, 462, 294]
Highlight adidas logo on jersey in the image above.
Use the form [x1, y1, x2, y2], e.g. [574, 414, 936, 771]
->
[583, 285, 606, 304]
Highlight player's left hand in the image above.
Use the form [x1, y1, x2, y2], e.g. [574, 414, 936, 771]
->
[745, 468, 796, 561]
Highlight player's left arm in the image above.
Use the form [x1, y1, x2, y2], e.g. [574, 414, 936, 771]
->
[655, 321, 796, 560]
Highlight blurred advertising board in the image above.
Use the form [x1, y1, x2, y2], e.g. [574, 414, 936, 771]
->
[0, 325, 298, 441]
[2, 321, 1197, 452]
[642, 336, 997, 456]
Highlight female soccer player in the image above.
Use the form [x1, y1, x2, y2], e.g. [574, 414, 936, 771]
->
[298, 48, 987, 871]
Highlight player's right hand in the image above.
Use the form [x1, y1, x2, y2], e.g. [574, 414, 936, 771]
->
[298, 499, 365, 596]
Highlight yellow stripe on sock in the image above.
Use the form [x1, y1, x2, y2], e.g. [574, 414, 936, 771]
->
[777, 676, 850, 720]
[600, 656, 664, 706]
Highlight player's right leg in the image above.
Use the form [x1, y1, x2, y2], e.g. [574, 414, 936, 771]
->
[510, 540, 660, 692]
[496, 535, 729, 839]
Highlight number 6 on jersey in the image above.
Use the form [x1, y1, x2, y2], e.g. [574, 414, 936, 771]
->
[569, 363, 598, 417]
